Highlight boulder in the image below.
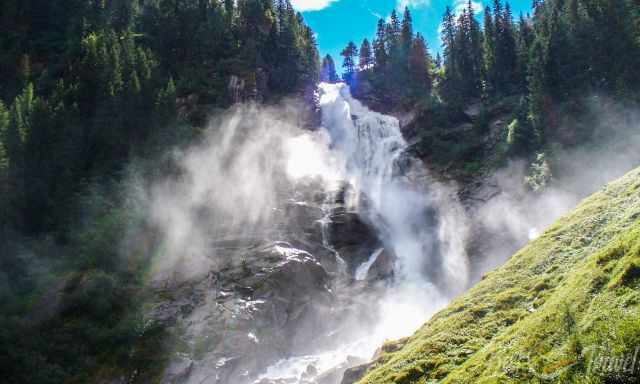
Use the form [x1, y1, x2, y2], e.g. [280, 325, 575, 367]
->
[341, 362, 373, 384]
[328, 208, 382, 274]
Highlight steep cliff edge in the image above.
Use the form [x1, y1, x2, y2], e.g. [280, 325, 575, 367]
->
[352, 166, 640, 383]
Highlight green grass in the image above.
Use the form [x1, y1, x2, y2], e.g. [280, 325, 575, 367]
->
[358, 167, 640, 384]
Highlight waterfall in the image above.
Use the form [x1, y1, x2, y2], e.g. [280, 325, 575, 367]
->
[257, 83, 469, 383]
[354, 248, 384, 281]
[319, 83, 467, 286]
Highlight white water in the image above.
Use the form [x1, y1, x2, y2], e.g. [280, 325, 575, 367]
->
[318, 83, 468, 288]
[258, 83, 468, 383]
[354, 248, 384, 281]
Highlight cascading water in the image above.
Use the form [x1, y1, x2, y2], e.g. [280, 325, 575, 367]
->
[256, 83, 469, 383]
[319, 83, 467, 285]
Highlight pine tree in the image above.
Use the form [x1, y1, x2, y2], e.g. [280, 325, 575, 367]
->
[493, 0, 503, 32]
[507, 96, 536, 156]
[400, 7, 413, 54]
[341, 41, 358, 84]
[500, 2, 517, 90]
[108, 39, 125, 97]
[532, 0, 543, 13]
[155, 77, 176, 123]
[515, 13, 533, 93]
[390, 10, 400, 37]
[440, 5, 460, 105]
[373, 19, 388, 72]
[527, 37, 548, 137]
[408, 33, 432, 95]
[487, 0, 517, 95]
[359, 39, 373, 70]
[320, 54, 339, 82]
[467, 0, 484, 98]
[386, 9, 401, 60]
[482, 5, 496, 97]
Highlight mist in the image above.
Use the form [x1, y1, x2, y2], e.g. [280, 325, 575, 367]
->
[469, 96, 640, 279]
[127, 86, 640, 384]
[142, 103, 340, 283]
[130, 84, 474, 383]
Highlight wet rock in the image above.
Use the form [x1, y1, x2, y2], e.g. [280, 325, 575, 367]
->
[316, 356, 367, 384]
[154, 240, 334, 384]
[328, 208, 382, 273]
[282, 201, 327, 258]
[341, 362, 373, 384]
[365, 248, 396, 281]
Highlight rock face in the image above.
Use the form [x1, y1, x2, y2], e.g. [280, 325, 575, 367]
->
[149, 183, 393, 384]
[154, 241, 334, 384]
[328, 207, 382, 274]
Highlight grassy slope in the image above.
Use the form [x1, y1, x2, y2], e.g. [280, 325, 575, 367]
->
[359, 167, 640, 384]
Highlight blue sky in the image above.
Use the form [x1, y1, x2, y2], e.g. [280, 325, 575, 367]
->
[294, 0, 533, 72]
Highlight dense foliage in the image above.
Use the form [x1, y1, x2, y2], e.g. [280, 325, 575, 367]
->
[0, 1, 318, 382]
[336, 0, 640, 174]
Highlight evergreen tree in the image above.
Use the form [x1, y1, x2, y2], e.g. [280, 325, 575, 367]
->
[499, 3, 517, 90]
[359, 39, 373, 70]
[440, 6, 461, 105]
[408, 33, 432, 95]
[401, 7, 414, 54]
[434, 52, 442, 69]
[155, 77, 177, 123]
[507, 96, 537, 156]
[527, 37, 549, 137]
[482, 5, 496, 96]
[386, 9, 401, 61]
[320, 54, 339, 82]
[515, 13, 533, 93]
[373, 19, 388, 72]
[341, 41, 358, 84]
[467, 0, 484, 98]
[489, 0, 517, 94]
[389, 10, 401, 37]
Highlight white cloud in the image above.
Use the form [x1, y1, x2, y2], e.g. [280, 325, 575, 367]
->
[291, 0, 339, 11]
[396, 0, 430, 11]
[437, 1, 482, 37]
[368, 8, 384, 20]
[454, 0, 482, 15]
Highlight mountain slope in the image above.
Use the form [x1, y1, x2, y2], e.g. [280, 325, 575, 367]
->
[357, 167, 640, 383]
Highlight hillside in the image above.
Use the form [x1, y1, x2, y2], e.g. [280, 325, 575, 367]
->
[354, 166, 640, 383]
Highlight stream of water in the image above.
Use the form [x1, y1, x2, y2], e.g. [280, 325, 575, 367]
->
[256, 83, 469, 383]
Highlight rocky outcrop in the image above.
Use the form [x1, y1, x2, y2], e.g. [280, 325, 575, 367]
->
[153, 241, 334, 384]
[328, 207, 382, 274]
[340, 362, 373, 384]
[148, 181, 395, 384]
[364, 248, 395, 281]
